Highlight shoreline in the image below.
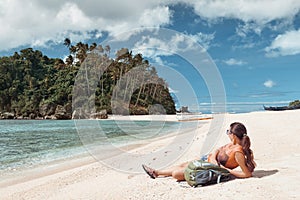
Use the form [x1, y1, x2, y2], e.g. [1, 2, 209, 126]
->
[0, 118, 204, 187]
[1, 110, 300, 199]
[0, 110, 270, 121]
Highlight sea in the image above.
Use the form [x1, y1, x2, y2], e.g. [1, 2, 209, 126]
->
[197, 101, 290, 114]
[0, 119, 185, 177]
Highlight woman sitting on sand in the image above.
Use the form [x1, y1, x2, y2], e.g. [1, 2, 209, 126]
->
[142, 122, 256, 181]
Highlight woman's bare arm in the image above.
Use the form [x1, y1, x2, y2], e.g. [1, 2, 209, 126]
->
[226, 152, 252, 178]
[208, 149, 220, 165]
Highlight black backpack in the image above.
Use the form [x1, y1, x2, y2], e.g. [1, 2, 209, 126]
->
[184, 160, 231, 187]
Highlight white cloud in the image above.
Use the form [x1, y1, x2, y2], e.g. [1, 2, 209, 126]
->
[56, 3, 93, 28]
[224, 58, 247, 66]
[188, 0, 300, 37]
[1, 0, 300, 52]
[235, 22, 263, 38]
[0, 0, 173, 51]
[264, 80, 276, 88]
[139, 6, 172, 27]
[132, 31, 214, 62]
[265, 29, 300, 57]
[190, 0, 300, 23]
[0, 1, 98, 50]
[188, 32, 215, 50]
[133, 36, 172, 58]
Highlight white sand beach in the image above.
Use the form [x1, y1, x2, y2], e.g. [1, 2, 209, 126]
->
[1, 110, 300, 199]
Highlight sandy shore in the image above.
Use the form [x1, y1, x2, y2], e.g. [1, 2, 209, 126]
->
[1, 111, 300, 199]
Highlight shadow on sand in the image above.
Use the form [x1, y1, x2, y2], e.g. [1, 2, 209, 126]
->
[252, 169, 279, 178]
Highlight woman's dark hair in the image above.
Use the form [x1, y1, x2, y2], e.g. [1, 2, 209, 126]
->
[230, 122, 256, 172]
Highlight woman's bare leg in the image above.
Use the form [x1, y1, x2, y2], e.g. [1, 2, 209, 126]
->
[155, 162, 189, 181]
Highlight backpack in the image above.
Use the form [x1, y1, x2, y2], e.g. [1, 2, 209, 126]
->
[184, 160, 231, 187]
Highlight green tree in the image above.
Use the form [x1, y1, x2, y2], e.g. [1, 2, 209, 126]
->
[289, 100, 300, 107]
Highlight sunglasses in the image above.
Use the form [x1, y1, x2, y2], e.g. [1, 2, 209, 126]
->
[226, 130, 235, 135]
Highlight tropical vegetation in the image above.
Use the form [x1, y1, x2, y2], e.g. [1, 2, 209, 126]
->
[0, 39, 176, 119]
[289, 100, 300, 107]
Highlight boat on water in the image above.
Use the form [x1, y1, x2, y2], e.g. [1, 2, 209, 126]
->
[176, 112, 213, 121]
[176, 106, 213, 121]
[263, 104, 300, 111]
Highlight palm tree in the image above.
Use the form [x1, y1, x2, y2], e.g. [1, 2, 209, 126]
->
[64, 38, 71, 47]
[89, 43, 97, 51]
[75, 42, 88, 64]
[69, 45, 77, 55]
[65, 55, 74, 66]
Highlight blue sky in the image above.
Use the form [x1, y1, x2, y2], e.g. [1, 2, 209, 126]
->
[1, 0, 300, 112]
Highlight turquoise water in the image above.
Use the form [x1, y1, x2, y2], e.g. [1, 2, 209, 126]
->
[0, 120, 182, 174]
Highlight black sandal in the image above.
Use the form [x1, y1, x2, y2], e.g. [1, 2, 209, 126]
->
[142, 164, 157, 179]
